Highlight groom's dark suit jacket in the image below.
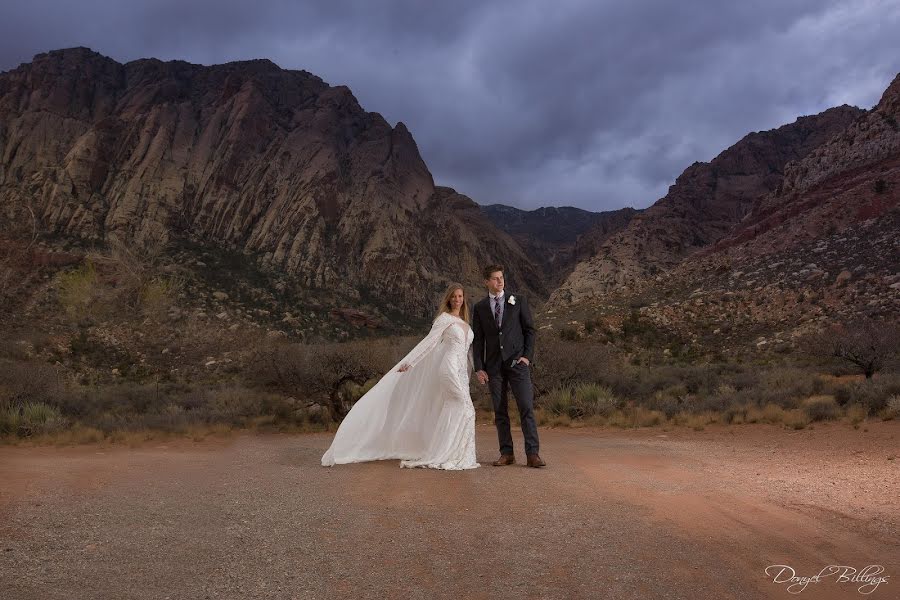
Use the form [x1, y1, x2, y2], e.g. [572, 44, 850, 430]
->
[472, 292, 535, 374]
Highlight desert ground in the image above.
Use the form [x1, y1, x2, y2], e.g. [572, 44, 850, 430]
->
[1, 423, 897, 599]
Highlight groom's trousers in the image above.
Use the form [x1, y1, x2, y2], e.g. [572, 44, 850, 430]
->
[488, 361, 539, 456]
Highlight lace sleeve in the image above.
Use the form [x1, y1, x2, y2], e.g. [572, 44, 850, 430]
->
[395, 315, 451, 372]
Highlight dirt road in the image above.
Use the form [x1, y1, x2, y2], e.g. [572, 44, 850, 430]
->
[1, 423, 897, 599]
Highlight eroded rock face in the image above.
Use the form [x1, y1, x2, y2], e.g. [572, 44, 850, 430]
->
[0, 48, 543, 315]
[549, 104, 865, 305]
[777, 74, 900, 199]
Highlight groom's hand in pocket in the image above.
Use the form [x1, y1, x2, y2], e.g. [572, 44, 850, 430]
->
[476, 370, 489, 385]
[516, 357, 530, 367]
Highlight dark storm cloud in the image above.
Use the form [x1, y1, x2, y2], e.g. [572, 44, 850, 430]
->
[2, 0, 899, 211]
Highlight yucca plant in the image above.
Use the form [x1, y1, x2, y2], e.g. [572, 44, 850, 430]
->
[19, 401, 64, 436]
[0, 403, 22, 436]
[542, 387, 574, 417]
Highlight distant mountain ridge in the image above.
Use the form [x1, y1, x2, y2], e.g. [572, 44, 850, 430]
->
[540, 74, 900, 355]
[480, 203, 638, 286]
[0, 47, 544, 318]
[550, 104, 866, 305]
[2, 47, 896, 352]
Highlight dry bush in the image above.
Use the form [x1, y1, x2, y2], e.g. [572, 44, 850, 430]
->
[801, 395, 841, 422]
[672, 411, 719, 431]
[745, 403, 786, 424]
[55, 237, 182, 323]
[606, 407, 666, 428]
[57, 260, 102, 320]
[246, 335, 411, 420]
[834, 376, 900, 415]
[0, 358, 66, 406]
[782, 409, 811, 430]
[532, 337, 614, 393]
[883, 395, 900, 420]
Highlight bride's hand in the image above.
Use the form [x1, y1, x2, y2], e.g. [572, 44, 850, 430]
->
[398, 363, 410, 373]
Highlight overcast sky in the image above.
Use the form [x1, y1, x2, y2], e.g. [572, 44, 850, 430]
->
[2, 0, 899, 212]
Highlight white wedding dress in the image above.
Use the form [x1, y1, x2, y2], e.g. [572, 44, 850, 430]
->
[321, 312, 480, 470]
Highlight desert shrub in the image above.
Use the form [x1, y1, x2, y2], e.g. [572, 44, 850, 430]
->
[802, 395, 841, 422]
[57, 261, 100, 319]
[205, 387, 265, 424]
[606, 407, 665, 428]
[54, 382, 165, 420]
[541, 387, 574, 417]
[247, 335, 406, 420]
[845, 403, 868, 425]
[645, 391, 683, 420]
[18, 402, 65, 436]
[0, 358, 64, 405]
[54, 237, 181, 324]
[801, 320, 900, 379]
[746, 368, 819, 409]
[839, 380, 890, 415]
[607, 365, 680, 400]
[558, 327, 579, 341]
[571, 383, 620, 418]
[745, 403, 786, 424]
[881, 395, 900, 420]
[532, 338, 613, 393]
[140, 275, 184, 319]
[0, 403, 21, 435]
[672, 411, 719, 431]
[782, 409, 811, 430]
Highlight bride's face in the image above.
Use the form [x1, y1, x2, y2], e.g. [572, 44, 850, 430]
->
[448, 289, 464, 312]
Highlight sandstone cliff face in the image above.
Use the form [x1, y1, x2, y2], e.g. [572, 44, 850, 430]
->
[0, 48, 543, 316]
[548, 104, 865, 305]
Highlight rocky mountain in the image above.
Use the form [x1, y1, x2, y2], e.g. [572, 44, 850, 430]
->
[550, 104, 865, 305]
[480, 203, 638, 286]
[540, 74, 900, 356]
[0, 47, 545, 320]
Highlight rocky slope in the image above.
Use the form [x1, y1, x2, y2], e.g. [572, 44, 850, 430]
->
[549, 104, 865, 305]
[480, 203, 638, 286]
[540, 74, 900, 356]
[0, 47, 544, 319]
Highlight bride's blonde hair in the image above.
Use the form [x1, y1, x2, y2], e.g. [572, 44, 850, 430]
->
[434, 282, 470, 323]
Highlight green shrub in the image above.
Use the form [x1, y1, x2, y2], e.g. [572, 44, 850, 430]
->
[541, 387, 574, 417]
[19, 402, 64, 436]
[0, 404, 21, 435]
[57, 261, 100, 319]
[572, 383, 619, 417]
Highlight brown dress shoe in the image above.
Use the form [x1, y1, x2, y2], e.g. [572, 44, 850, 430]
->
[526, 454, 546, 468]
[492, 454, 515, 466]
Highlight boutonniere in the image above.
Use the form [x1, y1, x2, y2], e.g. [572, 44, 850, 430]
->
[508, 295, 516, 305]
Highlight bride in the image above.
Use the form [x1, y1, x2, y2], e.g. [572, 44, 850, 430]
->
[321, 283, 480, 470]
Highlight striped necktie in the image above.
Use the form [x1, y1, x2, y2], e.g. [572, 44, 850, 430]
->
[493, 296, 502, 328]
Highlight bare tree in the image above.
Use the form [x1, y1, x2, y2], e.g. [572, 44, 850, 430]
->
[803, 320, 900, 379]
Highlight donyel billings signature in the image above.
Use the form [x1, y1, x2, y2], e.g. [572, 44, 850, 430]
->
[765, 564, 890, 594]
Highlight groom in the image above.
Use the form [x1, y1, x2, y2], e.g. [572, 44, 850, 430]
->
[472, 264, 545, 468]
